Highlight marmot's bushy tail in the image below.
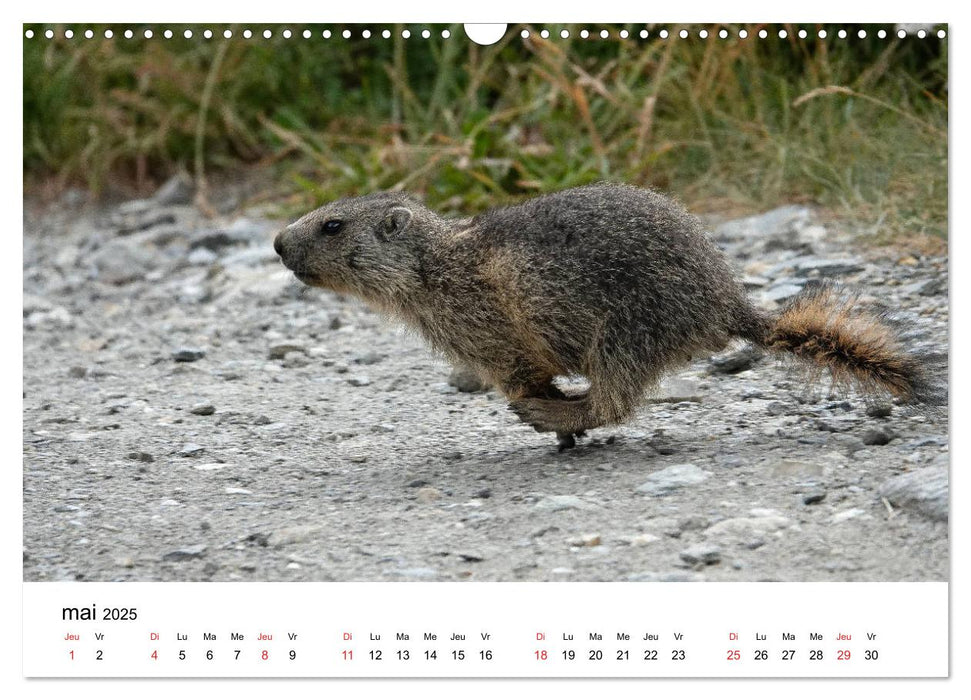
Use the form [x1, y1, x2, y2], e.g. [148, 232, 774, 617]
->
[742, 282, 944, 405]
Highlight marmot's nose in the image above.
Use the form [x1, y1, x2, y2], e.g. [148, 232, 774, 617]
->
[273, 230, 286, 257]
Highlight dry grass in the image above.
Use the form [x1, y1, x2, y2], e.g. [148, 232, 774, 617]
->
[24, 23, 948, 242]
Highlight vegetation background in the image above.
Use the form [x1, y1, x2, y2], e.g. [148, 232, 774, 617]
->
[23, 23, 948, 242]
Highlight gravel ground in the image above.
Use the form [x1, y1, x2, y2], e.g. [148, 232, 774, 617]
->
[23, 181, 949, 582]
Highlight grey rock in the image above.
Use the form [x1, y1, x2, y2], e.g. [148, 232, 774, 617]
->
[679, 544, 722, 566]
[224, 218, 272, 245]
[354, 351, 386, 366]
[190, 222, 269, 253]
[636, 464, 710, 495]
[416, 487, 442, 503]
[187, 248, 219, 266]
[179, 443, 205, 457]
[127, 451, 155, 463]
[763, 282, 806, 304]
[535, 495, 592, 511]
[25, 306, 75, 330]
[678, 516, 710, 532]
[113, 206, 176, 237]
[23, 294, 54, 316]
[91, 240, 158, 284]
[865, 403, 893, 418]
[190, 403, 216, 416]
[448, 366, 489, 393]
[567, 533, 602, 547]
[879, 466, 948, 521]
[189, 230, 237, 252]
[268, 526, 326, 546]
[709, 345, 763, 374]
[792, 257, 865, 277]
[769, 459, 826, 478]
[916, 277, 946, 297]
[283, 352, 310, 368]
[862, 428, 894, 446]
[831, 508, 869, 524]
[815, 418, 856, 433]
[221, 246, 279, 268]
[54, 244, 81, 270]
[347, 375, 372, 387]
[705, 512, 792, 540]
[802, 490, 827, 505]
[172, 347, 206, 363]
[114, 199, 154, 216]
[713, 205, 814, 246]
[162, 545, 207, 562]
[647, 378, 703, 403]
[909, 436, 947, 448]
[178, 284, 211, 305]
[268, 343, 306, 360]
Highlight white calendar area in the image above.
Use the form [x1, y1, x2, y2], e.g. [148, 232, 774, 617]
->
[23, 582, 947, 677]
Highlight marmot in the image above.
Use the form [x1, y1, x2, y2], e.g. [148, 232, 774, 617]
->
[274, 183, 938, 448]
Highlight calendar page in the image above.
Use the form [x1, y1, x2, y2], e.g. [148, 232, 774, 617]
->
[19, 4, 953, 690]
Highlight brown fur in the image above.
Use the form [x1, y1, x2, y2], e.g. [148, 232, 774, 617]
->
[760, 282, 929, 402]
[274, 184, 940, 446]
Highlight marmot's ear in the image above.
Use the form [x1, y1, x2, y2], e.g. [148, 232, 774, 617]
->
[381, 206, 413, 238]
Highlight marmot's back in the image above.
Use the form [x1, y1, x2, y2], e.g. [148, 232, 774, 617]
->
[469, 183, 753, 361]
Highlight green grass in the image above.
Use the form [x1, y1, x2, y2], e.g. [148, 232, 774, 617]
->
[23, 23, 948, 242]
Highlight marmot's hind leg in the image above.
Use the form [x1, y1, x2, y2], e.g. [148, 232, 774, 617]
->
[509, 380, 638, 438]
[508, 335, 646, 445]
[497, 367, 589, 449]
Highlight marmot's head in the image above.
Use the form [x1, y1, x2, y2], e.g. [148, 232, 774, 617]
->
[274, 192, 439, 303]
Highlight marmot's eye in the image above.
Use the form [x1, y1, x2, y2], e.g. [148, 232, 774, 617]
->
[320, 219, 343, 235]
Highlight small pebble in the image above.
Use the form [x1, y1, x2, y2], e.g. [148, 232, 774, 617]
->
[172, 347, 206, 363]
[679, 544, 722, 566]
[862, 428, 893, 446]
[179, 443, 205, 457]
[802, 490, 827, 505]
[162, 545, 207, 562]
[268, 343, 306, 360]
[865, 403, 893, 418]
[448, 366, 489, 393]
[416, 487, 442, 503]
[568, 533, 602, 547]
